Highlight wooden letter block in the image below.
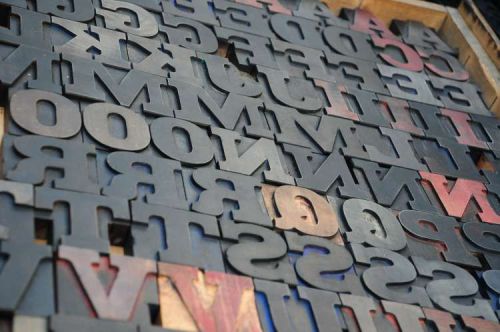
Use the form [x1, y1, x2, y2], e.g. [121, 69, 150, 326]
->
[262, 184, 339, 237]
[158, 262, 262, 332]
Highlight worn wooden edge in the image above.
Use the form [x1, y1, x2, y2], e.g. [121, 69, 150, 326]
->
[440, 8, 500, 116]
[458, 0, 500, 69]
[360, 0, 448, 30]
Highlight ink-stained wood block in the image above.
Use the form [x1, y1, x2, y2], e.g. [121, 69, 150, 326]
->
[0, 180, 34, 243]
[0, 6, 52, 49]
[482, 270, 500, 318]
[161, 0, 218, 26]
[419, 171, 500, 224]
[160, 13, 218, 53]
[37, 0, 95, 22]
[0, 241, 54, 316]
[0, 43, 62, 94]
[8, 89, 82, 139]
[214, 0, 273, 38]
[234, 0, 291, 15]
[255, 279, 345, 332]
[131, 201, 225, 272]
[392, 20, 456, 54]
[461, 316, 500, 331]
[158, 262, 262, 332]
[3, 134, 99, 194]
[56, 245, 158, 323]
[342, 8, 398, 40]
[462, 222, 500, 269]
[95, 0, 159, 38]
[212, 127, 294, 185]
[293, 0, 349, 27]
[261, 184, 340, 238]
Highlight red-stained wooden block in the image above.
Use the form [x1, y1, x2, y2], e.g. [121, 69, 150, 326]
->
[373, 36, 424, 72]
[56, 245, 157, 322]
[157, 262, 262, 332]
[343, 8, 397, 39]
[314, 79, 360, 121]
[440, 108, 489, 149]
[377, 95, 424, 136]
[261, 184, 341, 240]
[423, 308, 457, 331]
[420, 171, 500, 224]
[461, 316, 500, 331]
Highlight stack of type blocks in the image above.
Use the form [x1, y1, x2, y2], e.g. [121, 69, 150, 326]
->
[0, 0, 499, 331]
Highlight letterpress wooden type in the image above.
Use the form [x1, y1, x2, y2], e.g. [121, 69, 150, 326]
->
[408, 101, 451, 139]
[212, 127, 294, 185]
[150, 117, 214, 166]
[439, 108, 489, 149]
[422, 308, 458, 331]
[462, 222, 500, 269]
[36, 0, 95, 22]
[214, 26, 278, 69]
[8, 89, 82, 139]
[61, 54, 173, 117]
[323, 53, 388, 95]
[392, 20, 456, 54]
[285, 231, 365, 295]
[50, 315, 136, 332]
[0, 44, 61, 94]
[257, 65, 323, 113]
[221, 219, 296, 283]
[0, 241, 54, 316]
[0, 180, 33, 243]
[293, 0, 348, 27]
[416, 47, 469, 81]
[267, 109, 368, 156]
[372, 36, 424, 72]
[158, 262, 262, 331]
[95, 0, 159, 38]
[282, 144, 371, 200]
[170, 79, 272, 138]
[350, 244, 432, 307]
[413, 137, 482, 181]
[376, 95, 424, 136]
[261, 184, 340, 237]
[269, 13, 325, 50]
[419, 171, 500, 224]
[190, 167, 272, 226]
[461, 316, 500, 331]
[197, 52, 262, 96]
[101, 151, 189, 209]
[358, 126, 428, 171]
[482, 270, 500, 318]
[352, 159, 436, 211]
[341, 198, 407, 251]
[214, 0, 273, 38]
[35, 187, 129, 253]
[322, 25, 377, 62]
[160, 14, 218, 53]
[3, 134, 99, 194]
[472, 114, 500, 152]
[381, 301, 427, 332]
[121, 0, 162, 12]
[340, 293, 400, 332]
[56, 245, 158, 322]
[161, 0, 218, 26]
[412, 256, 497, 321]
[0, 6, 51, 49]
[235, 0, 291, 15]
[378, 64, 442, 106]
[254, 279, 344, 332]
[127, 34, 199, 82]
[271, 39, 328, 80]
[50, 17, 129, 67]
[131, 201, 224, 271]
[430, 76, 490, 116]
[399, 210, 481, 268]
[322, 82, 394, 127]
[342, 8, 397, 39]
[82, 102, 150, 151]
